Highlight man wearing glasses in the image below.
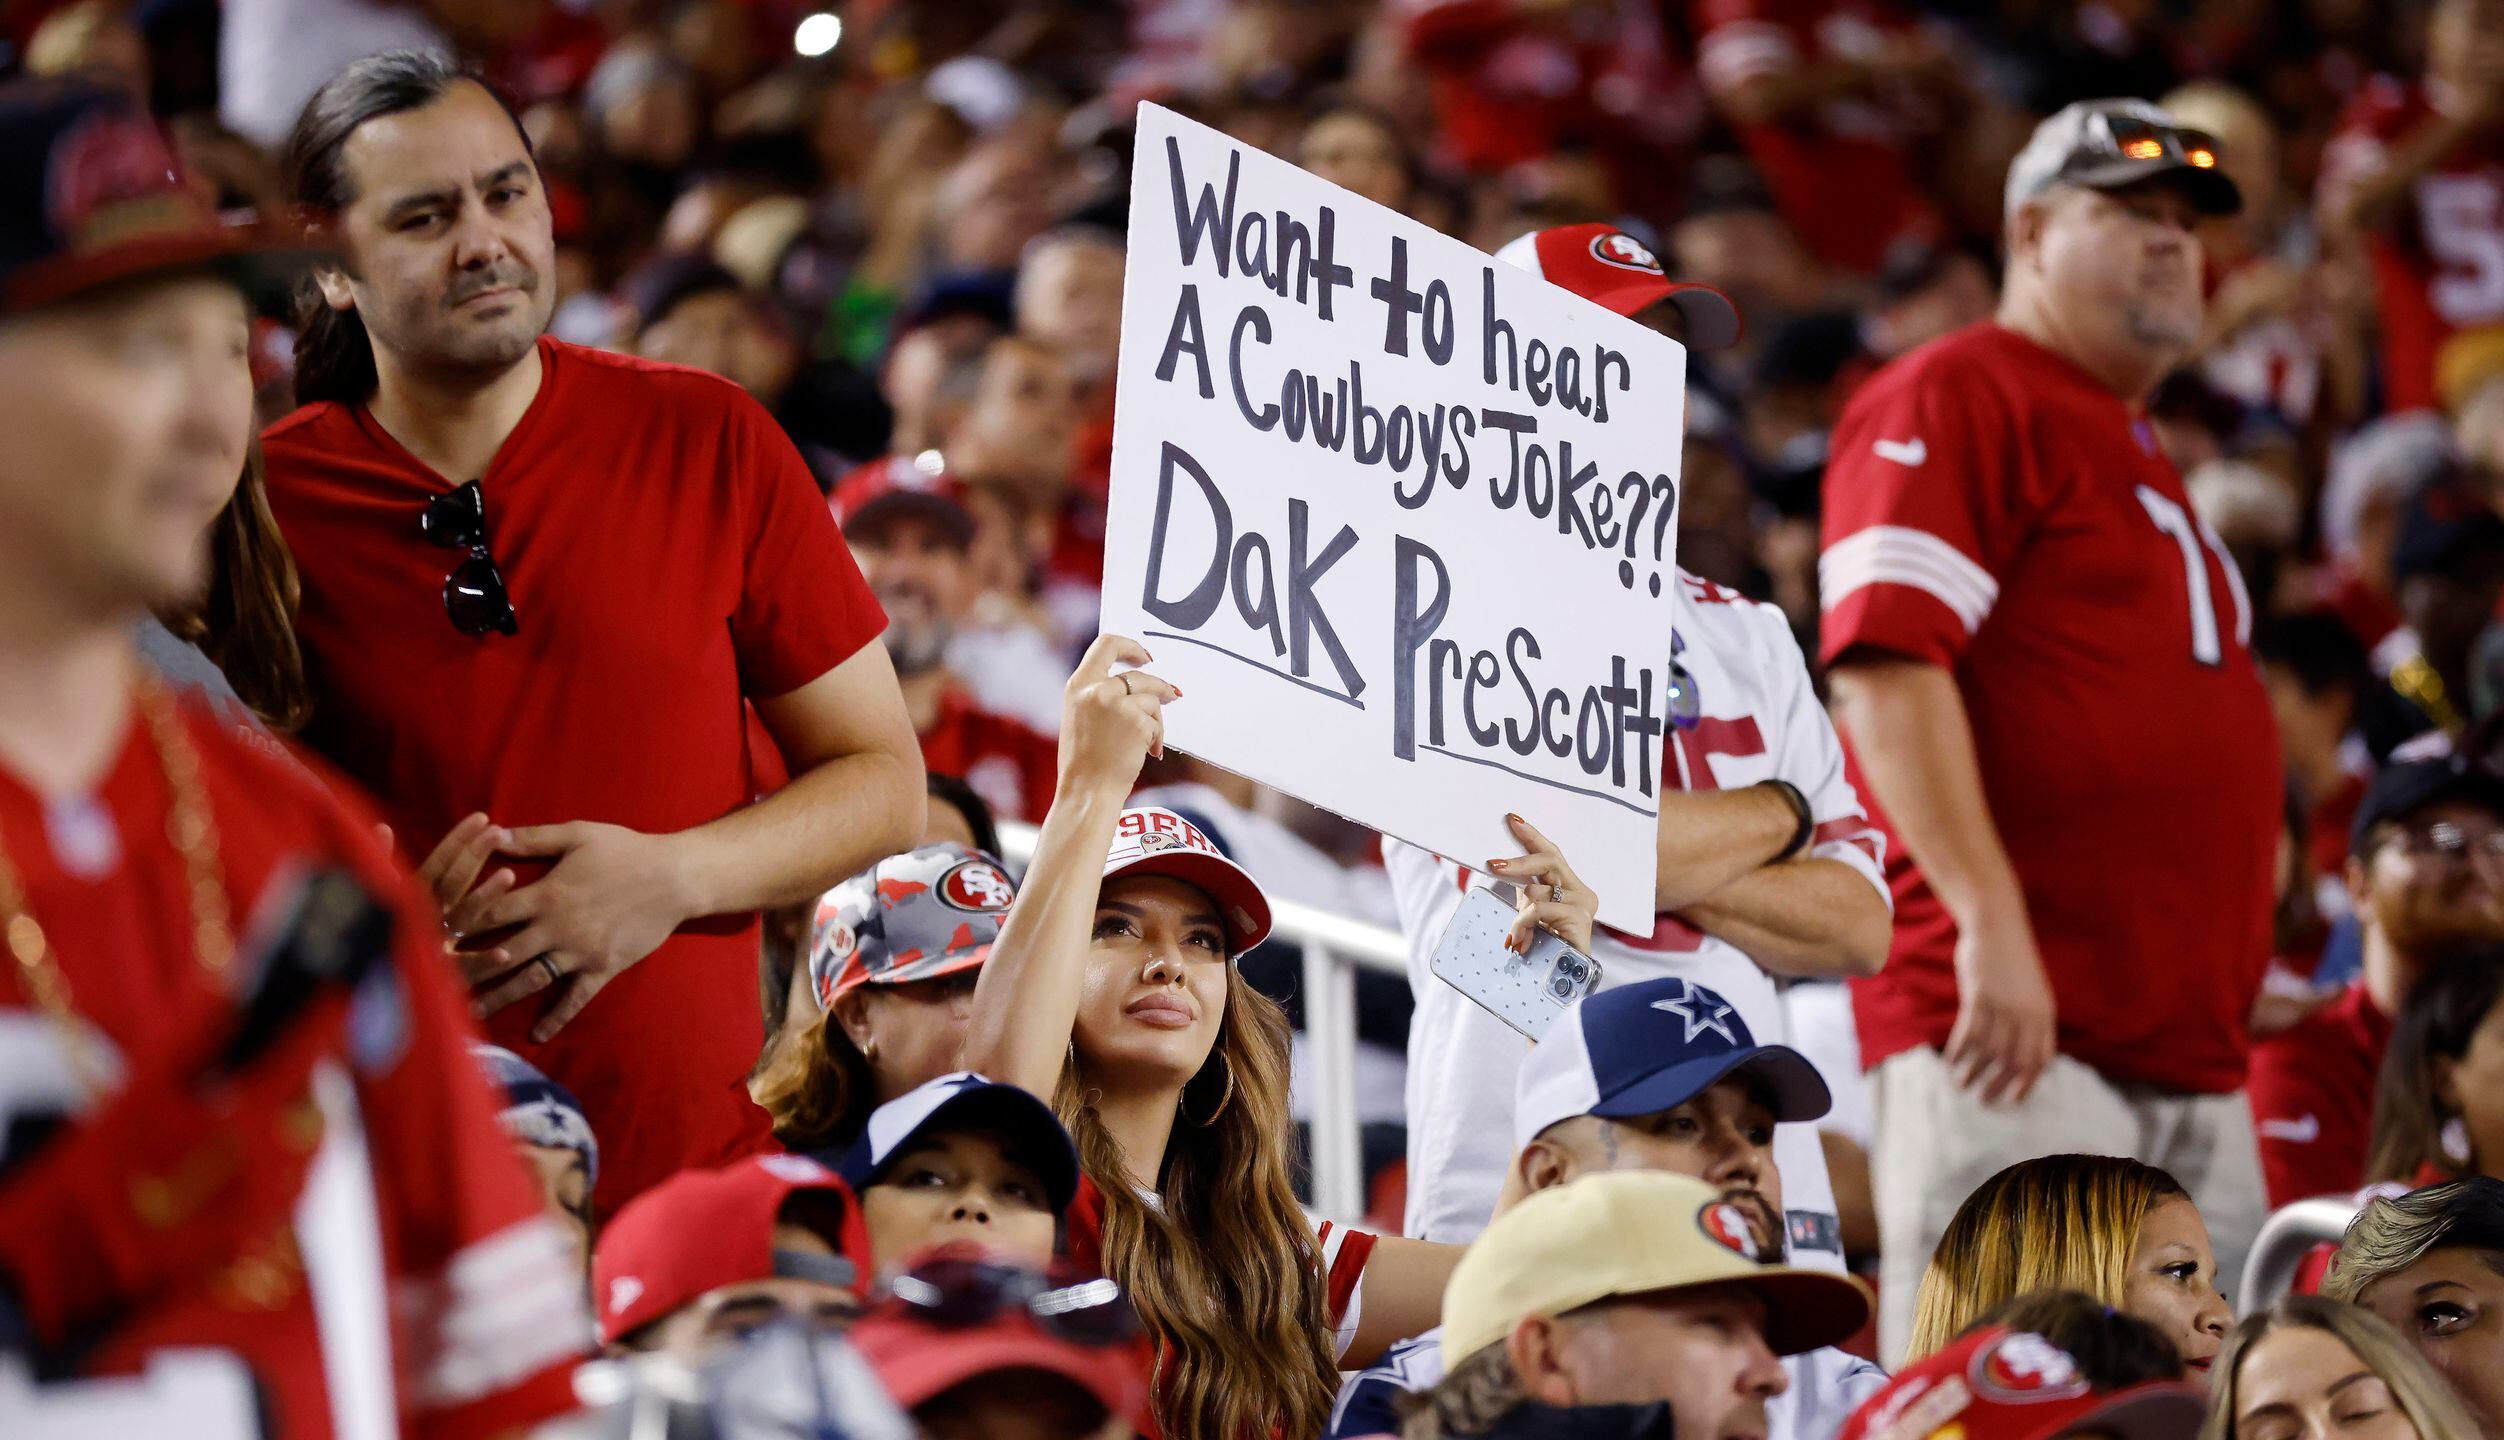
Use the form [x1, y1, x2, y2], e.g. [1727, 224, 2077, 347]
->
[1818, 98, 2282, 1359]
[2250, 755, 2504, 1208]
[259, 52, 925, 1217]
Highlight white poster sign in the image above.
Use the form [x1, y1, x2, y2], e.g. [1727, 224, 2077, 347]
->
[1103, 103, 1688, 932]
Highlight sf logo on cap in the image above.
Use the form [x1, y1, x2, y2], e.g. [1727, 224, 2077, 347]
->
[940, 858, 1016, 911]
[1698, 1200, 1762, 1261]
[1972, 1331, 2090, 1404]
[1588, 232, 1664, 276]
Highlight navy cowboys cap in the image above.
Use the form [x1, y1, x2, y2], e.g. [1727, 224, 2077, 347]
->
[1513, 977, 1832, 1150]
[836, 1072, 1080, 1215]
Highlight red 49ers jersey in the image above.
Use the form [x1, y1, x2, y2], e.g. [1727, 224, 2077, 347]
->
[2320, 76, 2504, 414]
[1819, 323, 2282, 1094]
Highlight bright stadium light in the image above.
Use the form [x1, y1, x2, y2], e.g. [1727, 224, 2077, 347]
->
[794, 12, 841, 57]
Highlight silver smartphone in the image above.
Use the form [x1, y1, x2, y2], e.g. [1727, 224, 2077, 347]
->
[1428, 886, 1602, 1042]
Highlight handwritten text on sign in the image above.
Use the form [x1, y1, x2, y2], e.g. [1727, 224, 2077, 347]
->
[1102, 104, 1686, 930]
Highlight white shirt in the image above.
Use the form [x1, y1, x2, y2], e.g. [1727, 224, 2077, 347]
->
[1390, 571, 1888, 1265]
[219, 0, 447, 150]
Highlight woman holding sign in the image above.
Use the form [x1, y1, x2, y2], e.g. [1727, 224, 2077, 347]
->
[963, 634, 1596, 1440]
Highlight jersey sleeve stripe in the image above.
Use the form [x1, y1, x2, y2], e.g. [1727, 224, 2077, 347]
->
[1819, 527, 1998, 632]
[1696, 25, 1799, 89]
[397, 1215, 593, 1411]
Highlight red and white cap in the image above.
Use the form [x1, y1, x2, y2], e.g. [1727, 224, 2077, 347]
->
[591, 1154, 866, 1344]
[1102, 806, 1272, 956]
[1838, 1326, 2206, 1440]
[1493, 223, 1742, 351]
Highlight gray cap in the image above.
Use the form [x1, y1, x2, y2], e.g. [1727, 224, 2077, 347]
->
[2004, 99, 2241, 219]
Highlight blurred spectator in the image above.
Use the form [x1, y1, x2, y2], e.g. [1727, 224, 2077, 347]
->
[585, 38, 702, 176]
[2250, 757, 2504, 1205]
[24, 0, 147, 101]
[2252, 612, 2377, 916]
[1413, 1171, 1870, 1440]
[832, 1073, 1076, 1270]
[1863, 237, 1997, 363]
[849, 1245, 1151, 1440]
[1690, 0, 1956, 275]
[929, 134, 1061, 287]
[1903, 1155, 2231, 1373]
[617, 254, 793, 401]
[832, 458, 1059, 820]
[754, 843, 1017, 1154]
[1822, 100, 2277, 1362]
[594, 1154, 865, 1357]
[2188, 458, 2305, 614]
[940, 334, 1103, 646]
[474, 1042, 602, 1282]
[1297, 99, 1419, 214]
[1015, 226, 1125, 403]
[884, 297, 1012, 458]
[1840, 1298, 2203, 1440]
[2439, 324, 2504, 483]
[2324, 1177, 2504, 1435]
[2319, 414, 2454, 654]
[2364, 944, 2504, 1186]
[2385, 476, 2504, 738]
[2205, 1295, 2486, 1440]
[2318, 0, 2504, 416]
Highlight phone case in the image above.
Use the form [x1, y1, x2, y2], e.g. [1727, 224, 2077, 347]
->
[1428, 887, 1602, 1042]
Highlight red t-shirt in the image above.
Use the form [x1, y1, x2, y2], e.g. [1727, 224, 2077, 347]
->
[2319, 76, 2504, 413]
[262, 337, 887, 1213]
[0, 700, 586, 1438]
[923, 685, 1059, 823]
[1819, 324, 2283, 1093]
[1691, 0, 1938, 275]
[2247, 984, 2392, 1207]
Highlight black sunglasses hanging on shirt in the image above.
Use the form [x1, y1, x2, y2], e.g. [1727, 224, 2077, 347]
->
[420, 480, 518, 637]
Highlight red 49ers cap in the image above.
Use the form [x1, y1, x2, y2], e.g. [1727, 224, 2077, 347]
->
[1839, 1326, 2206, 1440]
[1494, 223, 1742, 351]
[592, 1154, 866, 1344]
[1102, 806, 1272, 956]
[0, 81, 311, 315]
[830, 453, 976, 547]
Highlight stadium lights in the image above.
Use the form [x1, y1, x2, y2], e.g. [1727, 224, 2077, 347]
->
[794, 12, 841, 57]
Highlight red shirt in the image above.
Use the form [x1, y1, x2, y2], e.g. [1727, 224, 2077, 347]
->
[923, 685, 1059, 823]
[1820, 325, 2283, 1093]
[1691, 0, 1938, 275]
[2320, 76, 2504, 413]
[262, 338, 886, 1214]
[2248, 984, 2392, 1207]
[0, 700, 586, 1438]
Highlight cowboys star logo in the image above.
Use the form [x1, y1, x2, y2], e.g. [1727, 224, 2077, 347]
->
[1587, 231, 1665, 276]
[1970, 1331, 2090, 1404]
[938, 858, 1016, 911]
[1697, 1200, 1762, 1261]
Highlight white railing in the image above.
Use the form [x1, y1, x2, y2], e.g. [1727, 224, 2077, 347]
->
[2237, 1196, 2364, 1314]
[996, 821, 1409, 1223]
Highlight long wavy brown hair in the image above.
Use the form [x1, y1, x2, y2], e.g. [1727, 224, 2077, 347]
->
[1056, 965, 1339, 1440]
[157, 442, 310, 731]
[749, 1004, 879, 1151]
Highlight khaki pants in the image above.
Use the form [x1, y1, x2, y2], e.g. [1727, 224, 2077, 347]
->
[1870, 1046, 2266, 1366]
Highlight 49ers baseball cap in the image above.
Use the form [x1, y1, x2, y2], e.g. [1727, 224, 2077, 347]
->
[593, 1154, 868, 1344]
[830, 453, 976, 547]
[0, 81, 310, 315]
[1494, 223, 1742, 351]
[1441, 1171, 1870, 1364]
[835, 1072, 1080, 1214]
[1102, 806, 1272, 956]
[1513, 977, 1831, 1151]
[810, 843, 1020, 1006]
[1838, 1325, 2205, 1440]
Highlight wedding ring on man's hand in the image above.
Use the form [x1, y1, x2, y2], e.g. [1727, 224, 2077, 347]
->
[536, 956, 562, 985]
[1120, 673, 1134, 696]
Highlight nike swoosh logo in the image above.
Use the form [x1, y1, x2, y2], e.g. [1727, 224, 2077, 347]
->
[1873, 437, 1927, 466]
[2259, 1114, 2321, 1144]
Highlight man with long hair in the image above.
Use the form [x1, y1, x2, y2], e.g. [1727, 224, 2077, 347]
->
[259, 51, 925, 1216]
[0, 79, 587, 1434]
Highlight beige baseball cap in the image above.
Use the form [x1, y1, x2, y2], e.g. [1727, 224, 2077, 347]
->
[1442, 1172, 1871, 1365]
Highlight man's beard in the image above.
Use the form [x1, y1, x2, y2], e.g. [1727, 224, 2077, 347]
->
[374, 261, 547, 375]
[884, 614, 953, 675]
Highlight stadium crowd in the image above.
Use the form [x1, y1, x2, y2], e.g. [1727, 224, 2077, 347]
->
[15, 0, 2504, 1437]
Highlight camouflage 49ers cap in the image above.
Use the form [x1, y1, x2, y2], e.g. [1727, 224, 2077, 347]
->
[809, 842, 1020, 1006]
